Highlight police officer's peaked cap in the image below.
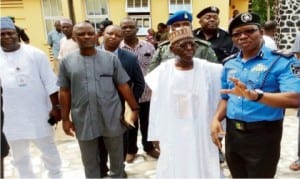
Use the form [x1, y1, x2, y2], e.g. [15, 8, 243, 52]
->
[228, 12, 261, 35]
[166, 10, 192, 25]
[99, 18, 113, 29]
[196, 6, 220, 18]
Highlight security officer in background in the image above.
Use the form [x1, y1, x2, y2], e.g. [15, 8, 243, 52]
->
[148, 10, 217, 72]
[211, 12, 300, 178]
[8, 16, 30, 44]
[193, 6, 238, 63]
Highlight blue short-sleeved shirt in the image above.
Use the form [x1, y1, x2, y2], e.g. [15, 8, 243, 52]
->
[221, 45, 300, 122]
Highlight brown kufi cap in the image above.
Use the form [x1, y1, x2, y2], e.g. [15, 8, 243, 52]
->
[168, 26, 193, 45]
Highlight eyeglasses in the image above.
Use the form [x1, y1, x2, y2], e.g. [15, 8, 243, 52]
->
[231, 28, 259, 38]
[178, 41, 198, 49]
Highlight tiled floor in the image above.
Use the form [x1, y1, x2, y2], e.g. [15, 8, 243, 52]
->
[3, 109, 300, 178]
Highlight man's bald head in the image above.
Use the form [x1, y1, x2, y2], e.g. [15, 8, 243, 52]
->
[104, 25, 123, 35]
[73, 22, 95, 33]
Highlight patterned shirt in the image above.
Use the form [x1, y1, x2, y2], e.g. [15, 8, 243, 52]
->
[120, 40, 155, 103]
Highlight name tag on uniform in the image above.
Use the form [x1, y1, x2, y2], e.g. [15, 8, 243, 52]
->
[16, 74, 28, 87]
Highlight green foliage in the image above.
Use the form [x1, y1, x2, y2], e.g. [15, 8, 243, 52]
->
[251, 0, 275, 23]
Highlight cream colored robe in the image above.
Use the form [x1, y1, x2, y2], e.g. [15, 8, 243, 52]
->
[146, 58, 223, 178]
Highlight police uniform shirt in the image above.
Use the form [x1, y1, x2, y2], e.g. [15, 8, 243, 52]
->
[193, 28, 237, 63]
[221, 45, 300, 122]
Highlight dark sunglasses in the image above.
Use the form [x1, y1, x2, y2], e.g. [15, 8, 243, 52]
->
[231, 28, 259, 38]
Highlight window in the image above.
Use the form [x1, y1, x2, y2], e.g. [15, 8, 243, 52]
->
[126, 0, 150, 35]
[42, 0, 63, 35]
[129, 15, 151, 36]
[85, 0, 109, 26]
[169, 0, 192, 14]
[126, 0, 149, 12]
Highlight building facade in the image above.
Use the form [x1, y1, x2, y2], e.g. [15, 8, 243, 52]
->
[0, 0, 248, 56]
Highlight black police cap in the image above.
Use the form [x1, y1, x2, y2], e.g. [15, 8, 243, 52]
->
[98, 18, 113, 29]
[228, 12, 261, 35]
[196, 6, 220, 18]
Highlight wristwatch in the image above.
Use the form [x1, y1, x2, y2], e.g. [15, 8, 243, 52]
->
[131, 106, 140, 111]
[253, 89, 264, 102]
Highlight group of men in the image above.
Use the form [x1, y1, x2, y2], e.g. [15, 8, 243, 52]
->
[1, 5, 300, 179]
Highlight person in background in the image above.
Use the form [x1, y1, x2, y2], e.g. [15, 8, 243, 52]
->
[148, 10, 217, 72]
[8, 16, 30, 44]
[0, 17, 62, 178]
[155, 22, 168, 45]
[97, 18, 113, 46]
[229, 9, 240, 24]
[211, 12, 300, 178]
[58, 22, 139, 178]
[1, 78, 9, 178]
[120, 17, 159, 163]
[58, 18, 78, 60]
[146, 26, 223, 178]
[262, 20, 277, 50]
[98, 24, 145, 177]
[48, 20, 64, 73]
[194, 6, 238, 63]
[146, 28, 157, 48]
[289, 32, 300, 171]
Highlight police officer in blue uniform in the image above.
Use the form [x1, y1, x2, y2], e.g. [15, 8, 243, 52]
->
[210, 12, 300, 178]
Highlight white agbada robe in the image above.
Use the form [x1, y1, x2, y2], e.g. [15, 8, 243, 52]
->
[0, 44, 58, 140]
[146, 58, 223, 178]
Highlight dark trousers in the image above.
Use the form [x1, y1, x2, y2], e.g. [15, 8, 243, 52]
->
[1, 158, 3, 178]
[124, 101, 154, 154]
[225, 119, 283, 178]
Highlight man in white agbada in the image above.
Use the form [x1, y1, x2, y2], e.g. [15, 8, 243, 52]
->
[145, 26, 223, 178]
[0, 17, 62, 178]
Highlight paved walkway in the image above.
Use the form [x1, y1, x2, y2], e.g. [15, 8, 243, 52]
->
[3, 109, 300, 178]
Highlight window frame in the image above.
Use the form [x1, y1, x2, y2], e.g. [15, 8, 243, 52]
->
[84, 0, 110, 28]
[41, 0, 63, 39]
[169, 0, 192, 14]
[128, 15, 151, 36]
[126, 0, 150, 13]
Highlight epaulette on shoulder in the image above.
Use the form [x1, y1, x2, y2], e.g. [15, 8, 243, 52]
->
[271, 50, 294, 58]
[222, 53, 238, 65]
[194, 38, 211, 47]
[158, 40, 170, 47]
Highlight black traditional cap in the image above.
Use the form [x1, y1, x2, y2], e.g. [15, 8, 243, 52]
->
[98, 18, 113, 30]
[228, 12, 261, 35]
[166, 10, 192, 25]
[196, 6, 220, 18]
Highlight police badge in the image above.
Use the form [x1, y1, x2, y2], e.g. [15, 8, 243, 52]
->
[241, 13, 252, 23]
[291, 63, 300, 77]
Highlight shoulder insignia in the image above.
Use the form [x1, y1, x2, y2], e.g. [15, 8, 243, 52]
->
[291, 62, 300, 77]
[158, 40, 170, 47]
[271, 50, 294, 58]
[193, 38, 211, 47]
[222, 53, 238, 65]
